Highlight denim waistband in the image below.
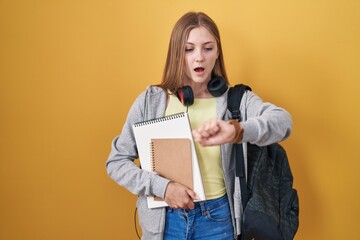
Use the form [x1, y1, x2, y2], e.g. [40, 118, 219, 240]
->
[167, 194, 228, 216]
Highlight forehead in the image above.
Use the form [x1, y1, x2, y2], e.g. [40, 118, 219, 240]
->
[186, 26, 216, 44]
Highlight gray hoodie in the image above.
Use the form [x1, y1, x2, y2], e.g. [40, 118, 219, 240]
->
[106, 86, 292, 240]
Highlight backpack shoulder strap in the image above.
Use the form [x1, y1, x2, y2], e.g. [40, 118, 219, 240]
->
[227, 84, 252, 209]
[227, 84, 252, 120]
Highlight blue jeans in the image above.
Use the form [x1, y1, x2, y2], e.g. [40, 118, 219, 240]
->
[164, 194, 234, 240]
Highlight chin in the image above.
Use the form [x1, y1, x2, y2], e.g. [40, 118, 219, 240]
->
[191, 75, 211, 84]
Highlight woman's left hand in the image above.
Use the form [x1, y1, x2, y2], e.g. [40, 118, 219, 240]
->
[192, 119, 240, 146]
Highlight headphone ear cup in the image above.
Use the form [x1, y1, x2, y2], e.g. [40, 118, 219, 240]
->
[177, 86, 194, 106]
[207, 76, 228, 97]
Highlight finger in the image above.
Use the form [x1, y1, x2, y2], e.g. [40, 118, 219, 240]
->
[177, 196, 194, 210]
[192, 129, 201, 141]
[186, 189, 199, 201]
[198, 124, 211, 136]
[198, 139, 214, 147]
[187, 200, 195, 210]
[206, 122, 220, 136]
[185, 189, 197, 209]
[193, 131, 209, 144]
[199, 135, 222, 146]
[196, 138, 207, 146]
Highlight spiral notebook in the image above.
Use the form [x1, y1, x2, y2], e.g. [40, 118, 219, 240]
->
[132, 112, 206, 209]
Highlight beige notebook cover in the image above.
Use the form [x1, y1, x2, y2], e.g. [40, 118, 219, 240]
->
[150, 138, 193, 190]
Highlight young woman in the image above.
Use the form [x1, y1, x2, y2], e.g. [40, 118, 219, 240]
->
[106, 12, 292, 240]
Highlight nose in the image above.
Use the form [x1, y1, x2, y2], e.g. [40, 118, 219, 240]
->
[195, 49, 204, 62]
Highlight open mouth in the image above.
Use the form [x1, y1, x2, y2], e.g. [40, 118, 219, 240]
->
[194, 67, 205, 72]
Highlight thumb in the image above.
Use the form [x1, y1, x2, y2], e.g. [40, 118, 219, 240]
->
[186, 189, 199, 201]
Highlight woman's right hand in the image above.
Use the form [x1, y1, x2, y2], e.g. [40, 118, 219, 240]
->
[164, 182, 198, 210]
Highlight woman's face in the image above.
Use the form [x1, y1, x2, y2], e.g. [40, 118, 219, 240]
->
[184, 26, 219, 85]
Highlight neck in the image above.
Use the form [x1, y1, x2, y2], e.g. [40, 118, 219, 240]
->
[186, 79, 213, 99]
[193, 88, 212, 98]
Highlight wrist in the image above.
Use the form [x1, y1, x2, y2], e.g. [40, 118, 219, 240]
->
[228, 120, 244, 143]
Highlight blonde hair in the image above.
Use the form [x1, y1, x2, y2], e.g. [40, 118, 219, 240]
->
[158, 12, 229, 93]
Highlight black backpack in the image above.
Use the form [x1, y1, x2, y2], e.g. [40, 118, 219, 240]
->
[228, 84, 299, 240]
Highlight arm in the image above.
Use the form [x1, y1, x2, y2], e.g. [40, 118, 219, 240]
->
[105, 91, 170, 199]
[193, 91, 292, 146]
[106, 89, 197, 209]
[241, 90, 292, 146]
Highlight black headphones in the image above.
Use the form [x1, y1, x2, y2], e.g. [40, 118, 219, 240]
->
[176, 76, 228, 106]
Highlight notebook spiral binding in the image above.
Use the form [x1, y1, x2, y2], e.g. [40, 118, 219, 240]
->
[150, 141, 155, 172]
[133, 112, 186, 127]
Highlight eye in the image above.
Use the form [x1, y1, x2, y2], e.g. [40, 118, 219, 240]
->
[204, 47, 213, 51]
[185, 48, 193, 52]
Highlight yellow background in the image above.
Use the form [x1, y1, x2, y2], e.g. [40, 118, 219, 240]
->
[1, 1, 359, 239]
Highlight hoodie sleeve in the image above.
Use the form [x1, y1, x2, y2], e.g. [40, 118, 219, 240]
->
[240, 91, 293, 146]
[105, 90, 170, 199]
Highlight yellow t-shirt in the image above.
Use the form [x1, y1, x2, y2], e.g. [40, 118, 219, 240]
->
[165, 93, 226, 200]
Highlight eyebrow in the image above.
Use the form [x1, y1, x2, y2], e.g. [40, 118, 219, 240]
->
[186, 41, 215, 45]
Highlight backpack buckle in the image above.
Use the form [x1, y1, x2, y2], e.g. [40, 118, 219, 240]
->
[231, 109, 241, 120]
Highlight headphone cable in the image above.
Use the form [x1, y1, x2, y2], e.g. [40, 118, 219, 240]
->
[134, 207, 141, 239]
